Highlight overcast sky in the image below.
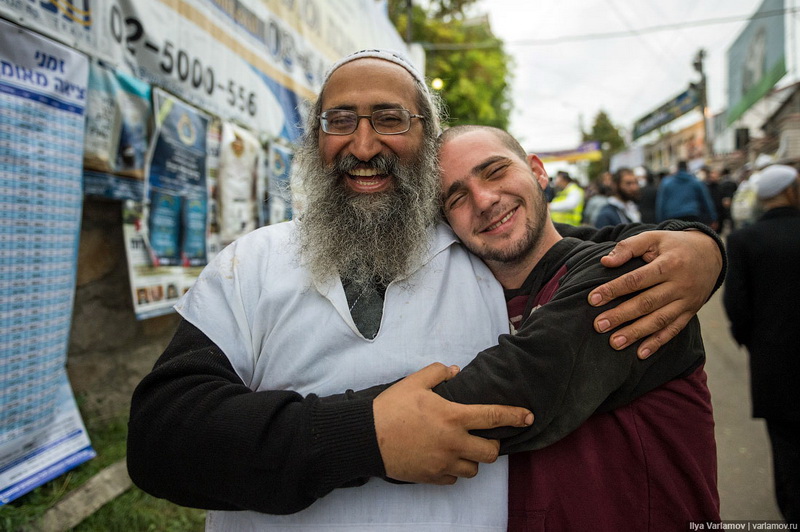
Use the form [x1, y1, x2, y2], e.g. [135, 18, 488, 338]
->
[475, 0, 766, 152]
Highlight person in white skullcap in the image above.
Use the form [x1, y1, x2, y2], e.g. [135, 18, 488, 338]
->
[724, 162, 800, 525]
[128, 48, 726, 531]
[755, 164, 799, 200]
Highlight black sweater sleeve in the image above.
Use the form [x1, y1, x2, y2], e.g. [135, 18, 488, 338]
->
[126, 319, 385, 514]
[555, 219, 727, 296]
[433, 245, 705, 455]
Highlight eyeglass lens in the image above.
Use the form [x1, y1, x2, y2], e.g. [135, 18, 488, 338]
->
[322, 109, 411, 135]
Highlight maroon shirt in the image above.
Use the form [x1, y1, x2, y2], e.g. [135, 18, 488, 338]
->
[507, 265, 720, 531]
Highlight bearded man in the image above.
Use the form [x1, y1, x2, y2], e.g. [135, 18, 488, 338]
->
[595, 167, 642, 228]
[293, 108, 440, 339]
[128, 50, 725, 531]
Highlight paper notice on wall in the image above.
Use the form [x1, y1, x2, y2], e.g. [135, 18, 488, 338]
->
[122, 201, 202, 320]
[267, 143, 295, 224]
[144, 88, 209, 267]
[205, 118, 223, 262]
[83, 62, 152, 178]
[0, 18, 95, 506]
[217, 121, 261, 244]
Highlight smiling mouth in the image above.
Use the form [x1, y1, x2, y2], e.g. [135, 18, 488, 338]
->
[481, 207, 517, 233]
[349, 168, 388, 184]
[345, 167, 392, 193]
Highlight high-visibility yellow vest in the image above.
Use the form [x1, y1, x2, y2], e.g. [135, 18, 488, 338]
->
[550, 182, 585, 226]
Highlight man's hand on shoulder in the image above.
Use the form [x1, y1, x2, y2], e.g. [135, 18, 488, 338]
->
[373, 363, 532, 485]
[587, 229, 722, 359]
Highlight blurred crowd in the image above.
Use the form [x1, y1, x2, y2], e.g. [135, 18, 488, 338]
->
[550, 157, 800, 237]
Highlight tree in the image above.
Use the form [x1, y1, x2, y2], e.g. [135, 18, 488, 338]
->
[582, 111, 626, 181]
[387, 1, 514, 129]
[388, 0, 479, 24]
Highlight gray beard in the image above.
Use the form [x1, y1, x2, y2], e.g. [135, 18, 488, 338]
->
[295, 144, 440, 289]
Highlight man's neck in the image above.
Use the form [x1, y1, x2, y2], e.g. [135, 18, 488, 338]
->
[762, 197, 794, 210]
[486, 224, 563, 289]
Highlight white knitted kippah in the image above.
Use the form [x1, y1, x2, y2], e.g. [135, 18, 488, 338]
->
[323, 49, 426, 87]
[756, 164, 798, 199]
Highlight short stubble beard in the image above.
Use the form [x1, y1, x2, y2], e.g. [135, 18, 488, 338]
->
[463, 185, 549, 267]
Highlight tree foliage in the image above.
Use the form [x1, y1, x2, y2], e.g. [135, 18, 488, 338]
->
[387, 0, 514, 129]
[582, 111, 626, 180]
[388, 0, 478, 20]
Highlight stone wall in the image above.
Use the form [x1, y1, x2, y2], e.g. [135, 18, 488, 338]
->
[67, 197, 180, 421]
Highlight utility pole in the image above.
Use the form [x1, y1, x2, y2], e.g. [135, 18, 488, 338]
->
[692, 49, 712, 158]
[406, 0, 413, 43]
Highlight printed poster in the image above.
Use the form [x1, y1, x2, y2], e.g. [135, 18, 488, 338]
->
[267, 142, 295, 224]
[0, 18, 95, 506]
[144, 88, 209, 267]
[217, 121, 260, 244]
[122, 201, 201, 320]
[83, 61, 152, 178]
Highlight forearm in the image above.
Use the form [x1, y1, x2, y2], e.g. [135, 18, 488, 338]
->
[558, 220, 727, 297]
[555, 221, 651, 241]
[127, 320, 384, 514]
[434, 256, 704, 454]
[433, 290, 632, 453]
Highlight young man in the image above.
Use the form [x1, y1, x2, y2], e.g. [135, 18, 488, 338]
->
[437, 125, 719, 529]
[128, 50, 724, 530]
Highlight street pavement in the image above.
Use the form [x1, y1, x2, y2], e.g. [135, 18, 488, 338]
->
[698, 288, 783, 520]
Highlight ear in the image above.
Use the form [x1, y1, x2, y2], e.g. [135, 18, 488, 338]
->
[789, 178, 800, 207]
[527, 154, 549, 190]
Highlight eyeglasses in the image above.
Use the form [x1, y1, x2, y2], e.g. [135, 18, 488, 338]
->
[319, 109, 424, 135]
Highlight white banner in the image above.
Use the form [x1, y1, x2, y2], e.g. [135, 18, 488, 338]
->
[1, 0, 410, 142]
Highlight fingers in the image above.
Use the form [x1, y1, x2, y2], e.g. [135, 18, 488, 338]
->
[594, 283, 678, 348]
[407, 362, 459, 389]
[590, 229, 721, 359]
[597, 232, 657, 268]
[634, 312, 694, 359]
[449, 459, 481, 481]
[598, 299, 690, 358]
[373, 369, 528, 485]
[589, 260, 666, 307]
[456, 436, 502, 465]
[593, 279, 670, 334]
[430, 474, 458, 486]
[459, 403, 534, 431]
[426, 461, 483, 485]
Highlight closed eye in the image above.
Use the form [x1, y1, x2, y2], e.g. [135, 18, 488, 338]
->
[486, 161, 510, 179]
[446, 193, 466, 211]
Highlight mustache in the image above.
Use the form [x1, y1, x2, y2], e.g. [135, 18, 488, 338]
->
[332, 153, 401, 176]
